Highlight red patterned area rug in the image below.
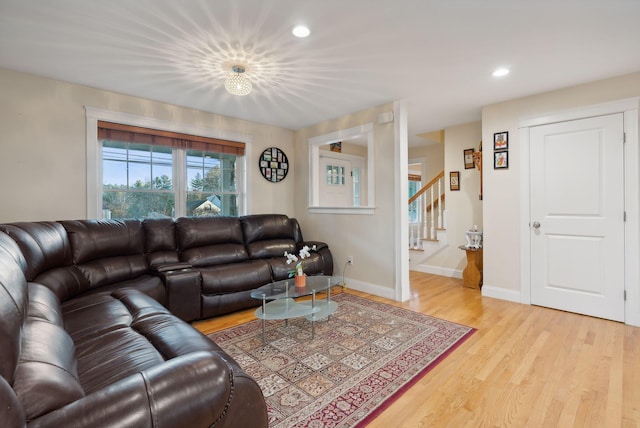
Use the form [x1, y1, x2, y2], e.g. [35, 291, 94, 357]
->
[209, 293, 475, 427]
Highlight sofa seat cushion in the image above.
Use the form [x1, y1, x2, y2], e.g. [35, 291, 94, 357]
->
[200, 260, 272, 295]
[74, 326, 167, 395]
[63, 288, 162, 344]
[74, 274, 166, 307]
[63, 289, 221, 395]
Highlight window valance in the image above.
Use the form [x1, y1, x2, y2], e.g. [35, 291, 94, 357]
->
[98, 121, 245, 155]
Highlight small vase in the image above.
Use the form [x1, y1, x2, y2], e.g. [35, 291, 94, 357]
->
[295, 274, 306, 288]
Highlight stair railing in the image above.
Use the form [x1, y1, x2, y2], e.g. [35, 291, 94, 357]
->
[408, 171, 445, 249]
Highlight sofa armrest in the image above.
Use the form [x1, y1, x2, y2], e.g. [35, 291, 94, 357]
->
[28, 352, 267, 428]
[298, 240, 328, 252]
[149, 262, 193, 273]
[157, 269, 201, 322]
[299, 241, 333, 276]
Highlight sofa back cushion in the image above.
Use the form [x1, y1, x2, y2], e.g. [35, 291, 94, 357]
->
[61, 220, 145, 262]
[28, 283, 63, 326]
[176, 217, 248, 267]
[0, 222, 72, 281]
[60, 220, 149, 289]
[144, 218, 180, 266]
[241, 214, 296, 259]
[13, 318, 84, 421]
[0, 376, 24, 428]
[0, 222, 90, 301]
[0, 232, 28, 383]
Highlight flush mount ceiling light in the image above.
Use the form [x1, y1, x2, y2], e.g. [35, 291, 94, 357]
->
[492, 67, 510, 78]
[225, 65, 252, 96]
[292, 25, 310, 38]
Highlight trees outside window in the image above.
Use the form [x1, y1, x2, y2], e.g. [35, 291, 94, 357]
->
[101, 141, 241, 219]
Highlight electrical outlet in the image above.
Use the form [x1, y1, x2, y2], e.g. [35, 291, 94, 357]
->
[348, 256, 353, 265]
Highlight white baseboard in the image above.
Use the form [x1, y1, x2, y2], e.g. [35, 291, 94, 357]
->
[626, 310, 640, 327]
[481, 285, 640, 327]
[342, 277, 396, 300]
[410, 264, 462, 279]
[481, 285, 522, 303]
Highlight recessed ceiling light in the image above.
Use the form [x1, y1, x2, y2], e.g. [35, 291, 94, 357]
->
[292, 25, 310, 38]
[492, 67, 510, 78]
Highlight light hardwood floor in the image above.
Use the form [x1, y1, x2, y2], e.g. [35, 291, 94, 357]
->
[193, 271, 640, 427]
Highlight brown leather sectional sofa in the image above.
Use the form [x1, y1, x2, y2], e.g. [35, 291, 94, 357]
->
[0, 214, 333, 427]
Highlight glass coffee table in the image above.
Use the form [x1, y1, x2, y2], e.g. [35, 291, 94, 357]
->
[251, 276, 340, 344]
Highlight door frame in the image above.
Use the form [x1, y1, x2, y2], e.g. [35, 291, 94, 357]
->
[519, 97, 640, 326]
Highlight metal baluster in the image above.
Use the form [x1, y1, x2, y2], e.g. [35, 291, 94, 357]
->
[285, 281, 289, 327]
[327, 278, 332, 321]
[311, 290, 316, 339]
[261, 294, 266, 345]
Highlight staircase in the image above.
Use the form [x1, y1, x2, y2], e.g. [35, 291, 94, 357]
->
[408, 171, 448, 265]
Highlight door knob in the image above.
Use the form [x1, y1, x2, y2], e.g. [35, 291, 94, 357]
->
[532, 222, 541, 229]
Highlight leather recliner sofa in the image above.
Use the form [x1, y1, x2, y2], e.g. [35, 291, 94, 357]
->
[0, 214, 333, 427]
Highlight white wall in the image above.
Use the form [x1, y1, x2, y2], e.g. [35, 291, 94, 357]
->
[0, 68, 401, 301]
[482, 71, 640, 302]
[408, 142, 444, 182]
[0, 68, 295, 222]
[294, 103, 398, 299]
[425, 121, 483, 274]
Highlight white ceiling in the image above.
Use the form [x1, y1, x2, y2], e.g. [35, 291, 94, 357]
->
[1, 0, 639, 147]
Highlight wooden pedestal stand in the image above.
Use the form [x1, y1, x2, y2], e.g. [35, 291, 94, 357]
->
[459, 246, 483, 289]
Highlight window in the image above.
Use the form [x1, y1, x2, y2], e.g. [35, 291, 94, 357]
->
[408, 180, 421, 222]
[102, 141, 175, 218]
[308, 122, 375, 214]
[186, 150, 238, 217]
[99, 121, 243, 219]
[352, 167, 360, 207]
[325, 164, 345, 186]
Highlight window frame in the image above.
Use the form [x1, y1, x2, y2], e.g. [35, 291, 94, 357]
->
[308, 122, 375, 215]
[86, 106, 252, 219]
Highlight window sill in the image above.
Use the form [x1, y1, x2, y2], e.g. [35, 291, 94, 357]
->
[308, 206, 375, 215]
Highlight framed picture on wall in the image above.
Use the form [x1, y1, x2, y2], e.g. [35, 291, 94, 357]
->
[493, 131, 508, 150]
[259, 147, 289, 182]
[450, 171, 460, 191]
[464, 148, 475, 169]
[494, 151, 508, 169]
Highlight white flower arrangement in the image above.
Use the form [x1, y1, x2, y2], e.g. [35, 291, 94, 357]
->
[284, 244, 317, 277]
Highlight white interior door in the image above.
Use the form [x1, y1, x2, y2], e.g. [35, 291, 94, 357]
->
[529, 113, 625, 321]
[319, 156, 352, 207]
